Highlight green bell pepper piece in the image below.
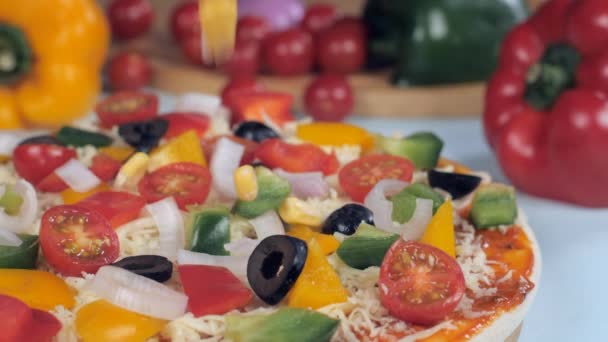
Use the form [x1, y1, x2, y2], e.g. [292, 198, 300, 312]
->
[0, 234, 39, 269]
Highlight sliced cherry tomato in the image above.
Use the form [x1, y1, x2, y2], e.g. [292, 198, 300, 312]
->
[163, 112, 211, 139]
[255, 139, 339, 175]
[221, 78, 265, 113]
[12, 144, 76, 186]
[304, 74, 354, 122]
[379, 240, 465, 325]
[108, 0, 154, 40]
[138, 162, 212, 210]
[170, 0, 200, 42]
[95, 91, 159, 128]
[90, 153, 123, 182]
[40, 205, 119, 277]
[302, 4, 338, 34]
[0, 295, 62, 342]
[202, 135, 258, 166]
[237, 16, 271, 43]
[221, 39, 260, 77]
[262, 28, 314, 76]
[339, 154, 414, 202]
[78, 191, 147, 229]
[231, 92, 294, 127]
[178, 265, 252, 317]
[317, 18, 366, 74]
[107, 51, 152, 91]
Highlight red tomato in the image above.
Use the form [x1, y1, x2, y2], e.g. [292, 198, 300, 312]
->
[202, 135, 258, 166]
[221, 78, 265, 113]
[339, 154, 414, 202]
[138, 162, 212, 210]
[221, 39, 260, 77]
[0, 295, 62, 342]
[95, 91, 159, 128]
[108, 0, 154, 40]
[262, 28, 314, 76]
[237, 16, 271, 43]
[302, 4, 338, 34]
[12, 144, 76, 185]
[107, 52, 152, 91]
[178, 265, 252, 317]
[304, 74, 354, 121]
[170, 0, 200, 42]
[40, 205, 119, 276]
[163, 113, 210, 139]
[231, 92, 294, 126]
[36, 173, 69, 193]
[180, 34, 205, 65]
[255, 139, 339, 175]
[317, 18, 367, 74]
[78, 191, 146, 229]
[379, 240, 465, 325]
[90, 154, 123, 182]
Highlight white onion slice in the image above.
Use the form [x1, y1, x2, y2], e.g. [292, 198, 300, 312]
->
[249, 211, 285, 240]
[401, 198, 434, 241]
[364, 179, 409, 234]
[224, 238, 260, 257]
[173, 93, 221, 116]
[0, 229, 22, 247]
[210, 137, 245, 199]
[177, 249, 248, 278]
[274, 169, 329, 199]
[91, 266, 188, 320]
[0, 180, 38, 233]
[54, 159, 101, 193]
[0, 130, 48, 156]
[146, 198, 184, 260]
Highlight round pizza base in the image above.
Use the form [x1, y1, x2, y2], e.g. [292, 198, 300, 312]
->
[469, 210, 542, 342]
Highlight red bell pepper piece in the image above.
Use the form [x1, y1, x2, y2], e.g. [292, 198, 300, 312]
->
[230, 92, 294, 127]
[255, 138, 339, 175]
[484, 0, 608, 207]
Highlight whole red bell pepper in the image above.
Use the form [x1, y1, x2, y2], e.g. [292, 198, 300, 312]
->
[484, 0, 608, 207]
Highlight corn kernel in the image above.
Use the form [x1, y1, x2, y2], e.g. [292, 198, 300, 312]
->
[234, 165, 258, 201]
[114, 152, 150, 189]
[279, 197, 323, 227]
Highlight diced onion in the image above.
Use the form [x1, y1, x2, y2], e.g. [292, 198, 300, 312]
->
[401, 198, 434, 241]
[146, 198, 184, 261]
[91, 265, 188, 320]
[364, 179, 409, 234]
[54, 159, 101, 193]
[0, 229, 22, 247]
[0, 180, 38, 233]
[0, 130, 48, 156]
[210, 137, 245, 199]
[274, 169, 329, 199]
[177, 249, 248, 279]
[224, 238, 260, 257]
[249, 210, 285, 240]
[173, 93, 221, 116]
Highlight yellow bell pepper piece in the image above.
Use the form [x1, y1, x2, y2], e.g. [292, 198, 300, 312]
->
[0, 269, 75, 311]
[148, 130, 207, 172]
[76, 300, 167, 342]
[0, 0, 109, 128]
[288, 238, 348, 309]
[115, 152, 150, 189]
[278, 197, 323, 227]
[296, 123, 375, 152]
[98, 146, 135, 163]
[288, 225, 340, 255]
[198, 0, 238, 64]
[419, 200, 456, 258]
[61, 183, 110, 205]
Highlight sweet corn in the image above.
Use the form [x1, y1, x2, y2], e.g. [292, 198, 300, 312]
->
[234, 165, 258, 201]
[279, 197, 323, 227]
[115, 152, 150, 189]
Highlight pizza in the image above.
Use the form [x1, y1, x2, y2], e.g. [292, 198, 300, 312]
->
[0, 90, 539, 342]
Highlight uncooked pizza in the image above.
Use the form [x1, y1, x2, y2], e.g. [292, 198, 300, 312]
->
[0, 91, 539, 342]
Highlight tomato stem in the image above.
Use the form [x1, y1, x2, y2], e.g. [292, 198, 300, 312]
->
[0, 23, 32, 85]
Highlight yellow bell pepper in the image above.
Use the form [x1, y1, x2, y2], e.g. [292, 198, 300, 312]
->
[76, 300, 167, 342]
[98, 146, 135, 163]
[296, 123, 375, 152]
[288, 238, 348, 309]
[0, 0, 109, 128]
[287, 225, 340, 255]
[420, 200, 456, 258]
[61, 183, 110, 205]
[148, 130, 207, 172]
[0, 269, 75, 311]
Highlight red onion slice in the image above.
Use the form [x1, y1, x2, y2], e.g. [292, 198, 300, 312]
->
[274, 168, 329, 199]
[210, 137, 245, 199]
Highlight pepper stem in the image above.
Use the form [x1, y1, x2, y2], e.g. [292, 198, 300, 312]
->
[524, 43, 580, 111]
[0, 22, 32, 85]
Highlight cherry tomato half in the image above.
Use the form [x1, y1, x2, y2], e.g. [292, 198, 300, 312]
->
[262, 28, 314, 76]
[108, 0, 154, 40]
[237, 16, 271, 43]
[304, 74, 354, 122]
[163, 112, 211, 139]
[339, 154, 414, 202]
[221, 39, 261, 77]
[107, 52, 153, 91]
[317, 18, 367, 74]
[302, 4, 338, 34]
[95, 91, 159, 128]
[138, 162, 212, 210]
[78, 191, 147, 229]
[40, 205, 119, 276]
[221, 78, 265, 113]
[170, 0, 200, 42]
[379, 240, 465, 325]
[12, 144, 76, 186]
[202, 135, 258, 166]
[255, 139, 339, 175]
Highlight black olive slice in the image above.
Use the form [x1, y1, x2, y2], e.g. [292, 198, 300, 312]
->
[428, 169, 482, 199]
[118, 119, 169, 153]
[234, 121, 280, 143]
[247, 235, 308, 305]
[18, 135, 62, 146]
[322, 204, 374, 236]
[111, 255, 173, 283]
